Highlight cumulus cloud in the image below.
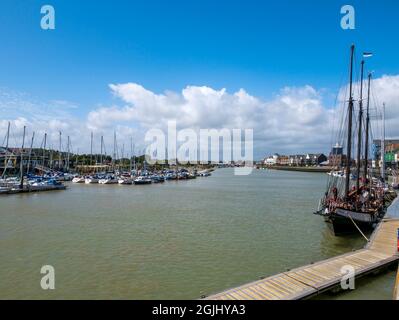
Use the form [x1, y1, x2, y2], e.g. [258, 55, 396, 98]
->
[87, 83, 334, 155]
[1, 75, 399, 159]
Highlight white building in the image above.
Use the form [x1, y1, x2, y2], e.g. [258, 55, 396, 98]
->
[264, 154, 279, 165]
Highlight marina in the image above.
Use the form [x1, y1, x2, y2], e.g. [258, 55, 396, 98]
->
[0, 168, 397, 300]
[2, 2, 399, 306]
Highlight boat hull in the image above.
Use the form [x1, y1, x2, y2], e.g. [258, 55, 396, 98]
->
[324, 212, 377, 236]
[134, 180, 152, 185]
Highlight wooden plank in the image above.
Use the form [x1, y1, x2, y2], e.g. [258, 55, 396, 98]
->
[244, 286, 275, 300]
[255, 282, 286, 298]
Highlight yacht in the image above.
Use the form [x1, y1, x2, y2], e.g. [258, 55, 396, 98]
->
[118, 177, 133, 185]
[85, 176, 99, 184]
[134, 176, 152, 185]
[72, 176, 85, 183]
[99, 175, 118, 184]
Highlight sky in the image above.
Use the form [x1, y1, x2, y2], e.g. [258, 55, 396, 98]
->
[1, 0, 399, 160]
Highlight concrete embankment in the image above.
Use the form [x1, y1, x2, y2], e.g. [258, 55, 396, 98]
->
[265, 166, 332, 173]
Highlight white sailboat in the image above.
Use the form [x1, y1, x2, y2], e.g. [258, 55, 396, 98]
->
[85, 176, 99, 184]
[99, 175, 118, 184]
[72, 176, 85, 183]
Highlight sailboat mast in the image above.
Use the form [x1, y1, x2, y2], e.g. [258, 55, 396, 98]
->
[59, 131, 62, 170]
[67, 136, 70, 172]
[43, 133, 47, 167]
[345, 44, 355, 199]
[113, 131, 116, 171]
[21, 126, 26, 149]
[90, 131, 93, 166]
[102, 136, 104, 165]
[27, 132, 35, 174]
[130, 137, 133, 173]
[381, 103, 386, 181]
[133, 143, 136, 172]
[19, 126, 26, 188]
[5, 121, 10, 149]
[356, 60, 365, 192]
[364, 73, 372, 182]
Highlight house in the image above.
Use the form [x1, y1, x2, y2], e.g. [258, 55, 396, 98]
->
[289, 155, 305, 166]
[264, 154, 279, 166]
[305, 153, 327, 166]
[372, 139, 399, 168]
[276, 155, 290, 166]
[329, 144, 346, 167]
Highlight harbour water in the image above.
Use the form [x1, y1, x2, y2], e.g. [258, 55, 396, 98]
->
[0, 169, 395, 299]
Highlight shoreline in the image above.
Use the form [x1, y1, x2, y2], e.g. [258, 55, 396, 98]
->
[263, 166, 332, 173]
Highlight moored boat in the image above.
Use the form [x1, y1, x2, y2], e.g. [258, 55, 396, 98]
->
[134, 176, 152, 185]
[314, 45, 397, 235]
[85, 176, 99, 184]
[99, 175, 118, 184]
[118, 177, 133, 185]
[72, 176, 85, 183]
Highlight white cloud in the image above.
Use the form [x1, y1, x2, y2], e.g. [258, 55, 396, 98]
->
[87, 83, 333, 155]
[1, 75, 399, 159]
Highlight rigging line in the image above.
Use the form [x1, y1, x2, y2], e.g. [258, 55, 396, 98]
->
[348, 214, 370, 242]
[330, 67, 348, 149]
[1, 132, 6, 147]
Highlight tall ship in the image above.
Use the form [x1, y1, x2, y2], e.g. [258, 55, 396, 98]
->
[314, 44, 397, 235]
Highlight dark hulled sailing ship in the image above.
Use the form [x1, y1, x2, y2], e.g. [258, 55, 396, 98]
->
[314, 44, 397, 236]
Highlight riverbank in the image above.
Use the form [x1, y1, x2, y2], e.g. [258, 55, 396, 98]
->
[264, 166, 332, 173]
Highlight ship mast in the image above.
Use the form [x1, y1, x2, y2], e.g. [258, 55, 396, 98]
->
[90, 131, 93, 166]
[345, 44, 355, 199]
[100, 135, 104, 165]
[381, 103, 386, 181]
[59, 131, 62, 170]
[363, 73, 372, 182]
[5, 121, 10, 149]
[67, 136, 70, 172]
[356, 60, 365, 192]
[19, 126, 26, 189]
[113, 131, 116, 171]
[42, 133, 47, 167]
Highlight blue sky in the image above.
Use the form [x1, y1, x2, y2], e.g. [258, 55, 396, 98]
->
[1, 0, 399, 157]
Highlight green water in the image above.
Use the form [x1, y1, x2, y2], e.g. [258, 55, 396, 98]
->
[0, 169, 396, 299]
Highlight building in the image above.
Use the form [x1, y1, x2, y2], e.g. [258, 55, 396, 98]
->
[305, 153, 327, 166]
[329, 143, 346, 167]
[372, 139, 399, 159]
[264, 154, 279, 166]
[0, 147, 17, 169]
[264, 153, 327, 167]
[372, 139, 399, 168]
[276, 155, 290, 166]
[289, 155, 305, 166]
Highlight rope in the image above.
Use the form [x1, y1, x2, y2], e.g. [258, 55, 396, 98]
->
[348, 214, 370, 242]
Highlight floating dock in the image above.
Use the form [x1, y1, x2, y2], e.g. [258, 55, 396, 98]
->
[0, 185, 66, 195]
[205, 216, 399, 300]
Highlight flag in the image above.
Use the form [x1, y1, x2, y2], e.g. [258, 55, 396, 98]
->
[363, 52, 373, 58]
